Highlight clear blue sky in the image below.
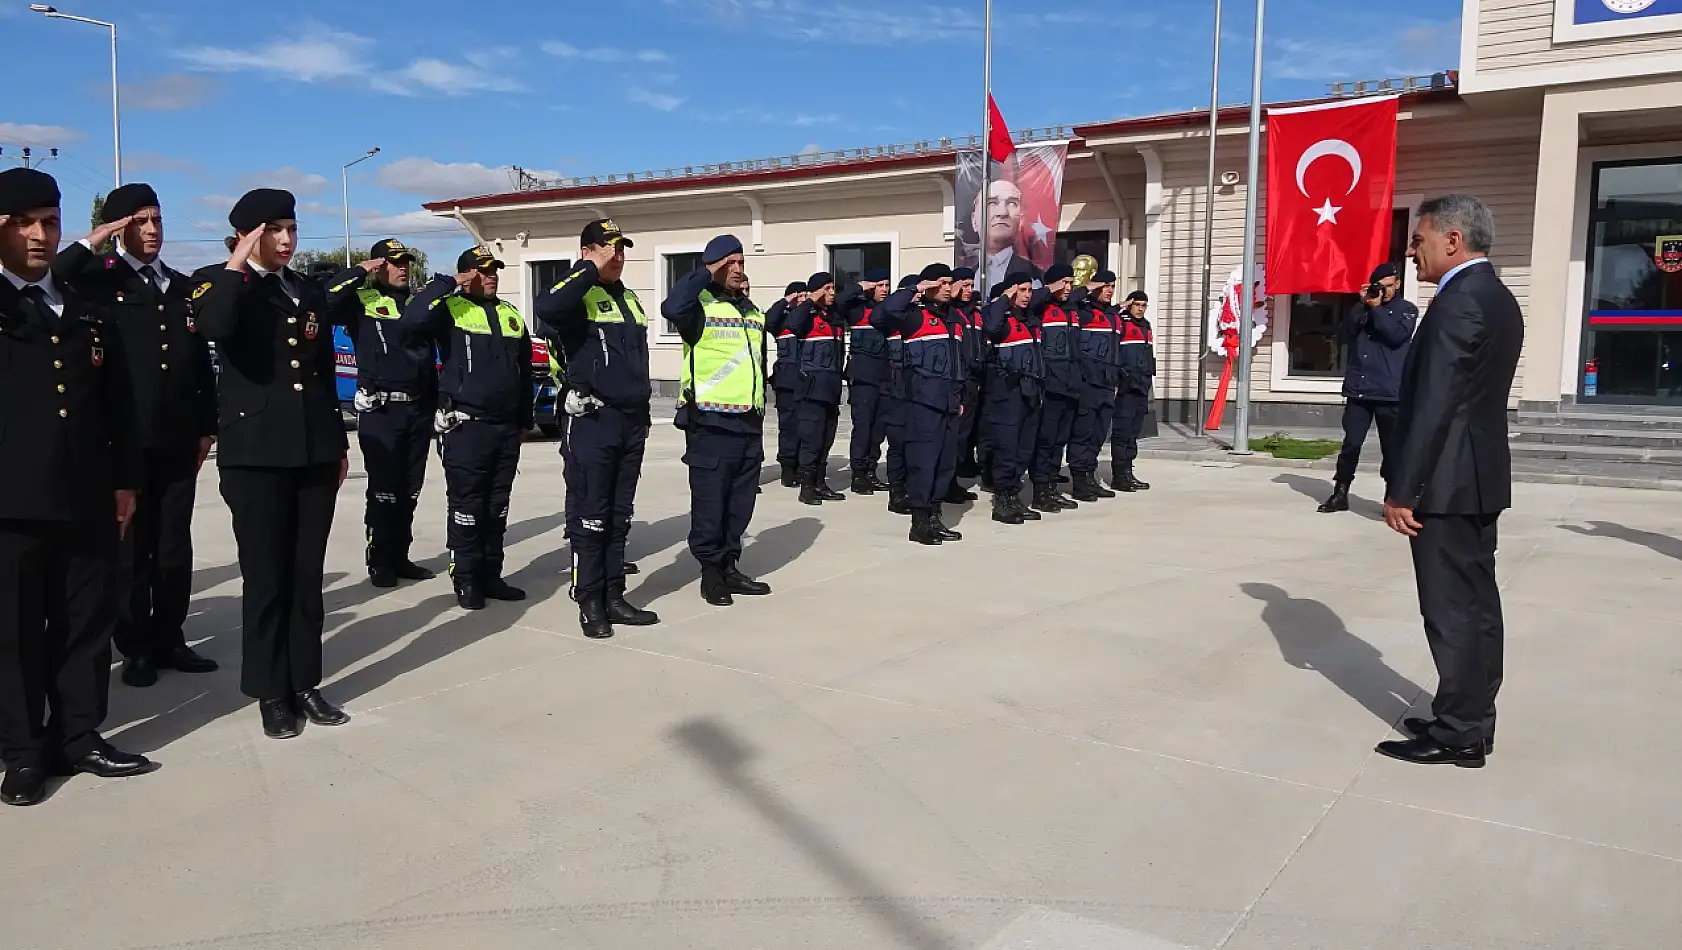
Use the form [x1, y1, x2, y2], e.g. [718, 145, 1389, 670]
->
[0, 0, 1462, 270]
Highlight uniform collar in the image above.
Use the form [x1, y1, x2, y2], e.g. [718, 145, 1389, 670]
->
[117, 242, 167, 278]
[1, 265, 62, 304]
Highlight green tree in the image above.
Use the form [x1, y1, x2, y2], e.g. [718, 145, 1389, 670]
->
[89, 193, 113, 253]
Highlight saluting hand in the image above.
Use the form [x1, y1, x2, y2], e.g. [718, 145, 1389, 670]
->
[584, 243, 618, 271]
[86, 215, 133, 249]
[359, 258, 383, 274]
[454, 270, 478, 294]
[227, 228, 265, 271]
[115, 490, 137, 539]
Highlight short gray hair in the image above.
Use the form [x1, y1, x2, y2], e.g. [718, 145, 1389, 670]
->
[1417, 194, 1495, 254]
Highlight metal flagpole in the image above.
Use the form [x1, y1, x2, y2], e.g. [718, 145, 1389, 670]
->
[977, 0, 995, 293]
[1195, 0, 1222, 435]
[1232, 0, 1266, 455]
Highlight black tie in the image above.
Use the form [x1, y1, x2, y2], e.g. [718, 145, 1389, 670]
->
[19, 284, 50, 327]
[140, 264, 161, 291]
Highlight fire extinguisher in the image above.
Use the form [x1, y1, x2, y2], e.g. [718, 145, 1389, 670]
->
[1584, 358, 1599, 397]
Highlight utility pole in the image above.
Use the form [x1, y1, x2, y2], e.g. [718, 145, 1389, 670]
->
[0, 146, 60, 169]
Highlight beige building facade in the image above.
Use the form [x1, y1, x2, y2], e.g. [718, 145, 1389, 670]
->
[427, 1, 1682, 422]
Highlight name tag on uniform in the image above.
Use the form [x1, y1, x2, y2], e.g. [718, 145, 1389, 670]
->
[305, 312, 319, 340]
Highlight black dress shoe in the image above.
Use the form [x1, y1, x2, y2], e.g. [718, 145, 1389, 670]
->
[700, 564, 734, 606]
[395, 560, 436, 581]
[295, 689, 350, 726]
[121, 655, 159, 688]
[483, 577, 527, 602]
[623, 561, 641, 576]
[156, 644, 219, 674]
[605, 582, 660, 626]
[1375, 735, 1485, 768]
[260, 698, 301, 739]
[723, 562, 771, 596]
[69, 745, 156, 778]
[1, 767, 49, 806]
[1403, 717, 1494, 755]
[579, 595, 615, 639]
[369, 565, 399, 589]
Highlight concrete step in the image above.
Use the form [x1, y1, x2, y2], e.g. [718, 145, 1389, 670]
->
[1510, 425, 1682, 449]
[1515, 410, 1682, 432]
[1509, 441, 1682, 466]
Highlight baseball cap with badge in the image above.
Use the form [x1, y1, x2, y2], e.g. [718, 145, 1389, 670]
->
[456, 245, 505, 273]
[581, 218, 634, 248]
[369, 238, 415, 262]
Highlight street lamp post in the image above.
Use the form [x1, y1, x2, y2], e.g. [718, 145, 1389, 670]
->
[341, 147, 381, 266]
[32, 5, 121, 188]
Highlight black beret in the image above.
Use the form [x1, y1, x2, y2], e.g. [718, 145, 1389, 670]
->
[952, 266, 975, 281]
[1093, 269, 1117, 285]
[783, 281, 807, 296]
[1002, 271, 1033, 290]
[0, 168, 61, 216]
[702, 234, 743, 264]
[806, 271, 834, 293]
[898, 275, 919, 290]
[229, 188, 295, 232]
[918, 263, 953, 282]
[861, 268, 889, 283]
[102, 182, 160, 222]
[1125, 290, 1149, 303]
[1043, 262, 1075, 284]
[988, 282, 1005, 299]
[1369, 262, 1400, 282]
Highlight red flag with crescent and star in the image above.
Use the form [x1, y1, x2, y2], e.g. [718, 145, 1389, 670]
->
[1264, 95, 1398, 295]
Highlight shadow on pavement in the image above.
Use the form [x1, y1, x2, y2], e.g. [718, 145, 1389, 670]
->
[1559, 521, 1682, 561]
[1271, 473, 1384, 522]
[634, 516, 825, 606]
[672, 718, 957, 950]
[1241, 582, 1423, 727]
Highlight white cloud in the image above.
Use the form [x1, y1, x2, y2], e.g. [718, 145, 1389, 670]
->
[375, 157, 558, 199]
[162, 239, 237, 272]
[122, 73, 216, 111]
[236, 166, 331, 196]
[196, 194, 236, 210]
[0, 123, 85, 146]
[373, 59, 525, 96]
[627, 86, 685, 112]
[542, 41, 669, 63]
[125, 151, 202, 175]
[176, 26, 369, 83]
[298, 201, 342, 216]
[355, 208, 460, 233]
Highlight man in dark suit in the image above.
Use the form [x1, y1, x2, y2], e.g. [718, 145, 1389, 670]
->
[56, 183, 220, 688]
[0, 168, 154, 806]
[1378, 194, 1524, 769]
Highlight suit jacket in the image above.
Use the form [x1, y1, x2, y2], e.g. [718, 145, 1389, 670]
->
[0, 277, 142, 522]
[1384, 261, 1524, 515]
[189, 265, 348, 469]
[55, 243, 217, 454]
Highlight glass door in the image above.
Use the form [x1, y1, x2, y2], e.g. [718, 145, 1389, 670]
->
[1581, 159, 1682, 403]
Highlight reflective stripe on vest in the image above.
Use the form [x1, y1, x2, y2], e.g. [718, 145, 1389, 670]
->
[1040, 304, 1074, 326]
[802, 311, 841, 341]
[904, 311, 957, 343]
[445, 295, 525, 337]
[997, 316, 1036, 348]
[682, 291, 765, 414]
[356, 286, 401, 320]
[1121, 320, 1152, 344]
[582, 285, 648, 326]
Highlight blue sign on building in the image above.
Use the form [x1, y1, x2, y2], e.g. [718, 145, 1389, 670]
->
[1574, 0, 1682, 25]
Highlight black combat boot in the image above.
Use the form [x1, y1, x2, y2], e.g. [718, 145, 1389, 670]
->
[780, 463, 799, 488]
[887, 482, 912, 515]
[1318, 481, 1350, 513]
[814, 467, 846, 501]
[723, 561, 772, 596]
[700, 563, 734, 606]
[851, 471, 877, 495]
[1089, 473, 1116, 498]
[1031, 484, 1062, 513]
[943, 480, 976, 503]
[369, 564, 398, 589]
[454, 576, 485, 611]
[908, 510, 943, 545]
[1127, 467, 1151, 491]
[605, 581, 659, 626]
[578, 594, 613, 639]
[931, 506, 963, 542]
[992, 492, 1024, 525]
[798, 469, 824, 506]
[1071, 472, 1101, 503]
[866, 471, 892, 491]
[1111, 466, 1137, 493]
[1013, 489, 1042, 521]
[1052, 486, 1080, 510]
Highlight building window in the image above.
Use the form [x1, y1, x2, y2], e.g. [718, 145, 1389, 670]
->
[1581, 158, 1682, 402]
[1054, 230, 1108, 270]
[827, 242, 892, 296]
[662, 251, 706, 336]
[1284, 209, 1411, 377]
[529, 259, 572, 300]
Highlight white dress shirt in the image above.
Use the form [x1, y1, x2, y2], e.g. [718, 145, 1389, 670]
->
[1, 266, 66, 317]
[119, 243, 172, 293]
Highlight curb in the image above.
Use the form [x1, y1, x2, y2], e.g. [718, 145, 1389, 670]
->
[1136, 447, 1682, 492]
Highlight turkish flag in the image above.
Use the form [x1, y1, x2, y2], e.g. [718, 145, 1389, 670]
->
[1265, 96, 1398, 295]
[987, 95, 1016, 163]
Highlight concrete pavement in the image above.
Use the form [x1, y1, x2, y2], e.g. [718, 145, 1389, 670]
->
[3, 426, 1680, 949]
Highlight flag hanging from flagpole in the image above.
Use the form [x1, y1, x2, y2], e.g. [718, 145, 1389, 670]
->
[987, 95, 1015, 163]
[1264, 95, 1399, 295]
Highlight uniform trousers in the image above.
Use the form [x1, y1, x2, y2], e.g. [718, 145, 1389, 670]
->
[439, 420, 520, 583]
[219, 464, 339, 701]
[795, 399, 840, 475]
[956, 377, 982, 465]
[1411, 512, 1504, 749]
[847, 382, 889, 474]
[883, 384, 907, 487]
[1110, 389, 1150, 480]
[1333, 398, 1399, 485]
[904, 401, 960, 511]
[1030, 392, 1078, 487]
[115, 447, 197, 660]
[357, 398, 432, 569]
[562, 406, 645, 599]
[684, 425, 763, 567]
[0, 519, 118, 768]
[984, 381, 1039, 492]
[1068, 383, 1116, 475]
[774, 387, 798, 469]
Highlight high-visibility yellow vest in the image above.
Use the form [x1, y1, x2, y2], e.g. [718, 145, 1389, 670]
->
[579, 284, 648, 326]
[444, 295, 525, 337]
[681, 290, 765, 413]
[356, 285, 401, 320]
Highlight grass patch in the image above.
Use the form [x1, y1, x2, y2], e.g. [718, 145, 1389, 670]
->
[1249, 431, 1343, 460]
